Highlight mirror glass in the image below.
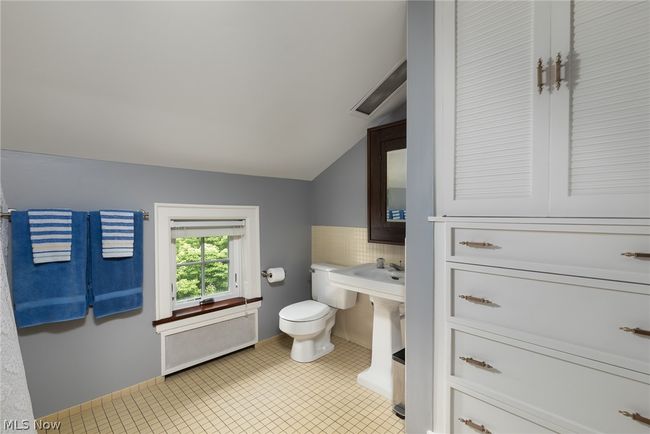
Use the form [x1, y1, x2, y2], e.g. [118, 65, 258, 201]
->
[386, 148, 407, 222]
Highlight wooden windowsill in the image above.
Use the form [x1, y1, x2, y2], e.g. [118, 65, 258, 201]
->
[152, 296, 262, 327]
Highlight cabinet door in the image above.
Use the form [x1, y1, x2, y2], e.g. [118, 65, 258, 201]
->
[436, 1, 551, 216]
[549, 1, 650, 217]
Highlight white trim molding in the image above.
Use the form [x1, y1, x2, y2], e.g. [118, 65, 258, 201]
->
[154, 203, 261, 324]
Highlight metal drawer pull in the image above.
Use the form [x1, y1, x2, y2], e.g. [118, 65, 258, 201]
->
[459, 241, 495, 249]
[536, 58, 546, 94]
[620, 327, 650, 337]
[459, 295, 493, 305]
[619, 410, 650, 426]
[458, 418, 492, 434]
[554, 52, 565, 90]
[459, 356, 493, 369]
[621, 252, 650, 258]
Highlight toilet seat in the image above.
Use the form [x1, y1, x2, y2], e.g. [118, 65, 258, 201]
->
[279, 300, 331, 322]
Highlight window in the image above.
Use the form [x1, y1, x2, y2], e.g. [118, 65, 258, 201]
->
[174, 236, 236, 305]
[154, 204, 261, 326]
[171, 220, 243, 308]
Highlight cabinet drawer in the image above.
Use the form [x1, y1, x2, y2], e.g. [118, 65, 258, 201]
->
[448, 223, 650, 284]
[452, 330, 650, 434]
[450, 264, 650, 370]
[451, 389, 556, 434]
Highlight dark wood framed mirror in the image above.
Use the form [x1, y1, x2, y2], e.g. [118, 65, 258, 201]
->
[367, 119, 406, 245]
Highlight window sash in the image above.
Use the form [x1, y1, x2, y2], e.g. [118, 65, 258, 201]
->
[172, 235, 240, 309]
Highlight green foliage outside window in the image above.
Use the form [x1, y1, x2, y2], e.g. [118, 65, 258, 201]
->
[176, 236, 229, 302]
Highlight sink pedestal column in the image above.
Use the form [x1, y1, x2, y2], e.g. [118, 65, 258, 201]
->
[357, 296, 403, 399]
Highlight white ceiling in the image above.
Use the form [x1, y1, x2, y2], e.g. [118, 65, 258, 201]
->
[1, 1, 406, 180]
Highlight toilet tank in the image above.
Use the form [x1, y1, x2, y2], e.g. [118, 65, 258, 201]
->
[311, 263, 357, 309]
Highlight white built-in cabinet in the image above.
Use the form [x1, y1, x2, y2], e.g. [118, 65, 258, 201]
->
[436, 1, 650, 217]
[433, 1, 650, 433]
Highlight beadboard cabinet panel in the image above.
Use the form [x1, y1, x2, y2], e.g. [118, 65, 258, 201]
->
[436, 1, 551, 216]
[437, 0, 650, 218]
[549, 0, 650, 217]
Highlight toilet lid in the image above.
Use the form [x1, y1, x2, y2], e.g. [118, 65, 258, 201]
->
[279, 300, 330, 322]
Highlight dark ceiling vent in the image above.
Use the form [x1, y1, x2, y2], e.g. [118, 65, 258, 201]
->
[352, 60, 407, 116]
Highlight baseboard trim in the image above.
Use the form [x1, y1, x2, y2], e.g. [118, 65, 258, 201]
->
[38, 375, 164, 421]
[40, 336, 289, 421]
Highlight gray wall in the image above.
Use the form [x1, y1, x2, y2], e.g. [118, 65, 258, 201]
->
[405, 2, 435, 433]
[311, 103, 406, 227]
[0, 150, 311, 417]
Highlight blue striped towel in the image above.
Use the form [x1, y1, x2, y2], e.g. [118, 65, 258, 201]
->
[28, 209, 73, 264]
[100, 210, 135, 258]
[386, 209, 402, 220]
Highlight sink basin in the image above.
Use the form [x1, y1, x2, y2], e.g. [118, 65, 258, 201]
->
[330, 263, 405, 399]
[330, 263, 405, 302]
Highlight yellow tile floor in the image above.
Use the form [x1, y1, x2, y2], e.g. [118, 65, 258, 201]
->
[39, 335, 405, 434]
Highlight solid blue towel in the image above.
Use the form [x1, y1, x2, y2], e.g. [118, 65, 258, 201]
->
[89, 211, 143, 318]
[11, 211, 89, 328]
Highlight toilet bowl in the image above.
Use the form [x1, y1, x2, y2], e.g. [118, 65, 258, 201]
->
[279, 300, 337, 362]
[279, 263, 357, 363]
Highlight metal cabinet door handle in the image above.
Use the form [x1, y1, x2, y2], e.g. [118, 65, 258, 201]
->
[620, 410, 650, 426]
[620, 327, 650, 337]
[459, 356, 493, 370]
[536, 58, 546, 94]
[459, 295, 494, 305]
[459, 241, 495, 249]
[459, 418, 492, 434]
[554, 52, 565, 90]
[621, 252, 650, 258]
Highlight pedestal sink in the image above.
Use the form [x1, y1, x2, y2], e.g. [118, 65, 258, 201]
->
[329, 263, 404, 399]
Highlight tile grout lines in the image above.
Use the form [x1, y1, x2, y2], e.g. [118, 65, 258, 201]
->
[39, 335, 404, 434]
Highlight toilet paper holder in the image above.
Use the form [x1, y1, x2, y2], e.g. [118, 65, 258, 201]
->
[261, 269, 280, 278]
[262, 267, 286, 283]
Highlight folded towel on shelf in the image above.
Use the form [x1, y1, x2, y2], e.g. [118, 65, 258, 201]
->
[28, 209, 73, 264]
[100, 210, 135, 258]
[89, 211, 143, 318]
[11, 211, 89, 328]
[386, 209, 406, 221]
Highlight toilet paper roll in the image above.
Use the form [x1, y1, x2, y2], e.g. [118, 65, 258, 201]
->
[266, 267, 285, 283]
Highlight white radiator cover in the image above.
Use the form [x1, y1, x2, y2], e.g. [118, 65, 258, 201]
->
[161, 311, 258, 375]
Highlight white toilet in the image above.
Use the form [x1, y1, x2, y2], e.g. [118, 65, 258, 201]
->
[279, 263, 357, 363]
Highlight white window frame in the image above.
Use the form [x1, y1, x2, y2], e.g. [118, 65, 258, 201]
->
[154, 203, 261, 329]
[171, 235, 242, 309]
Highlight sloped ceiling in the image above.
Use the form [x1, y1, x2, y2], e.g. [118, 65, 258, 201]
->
[1, 1, 406, 180]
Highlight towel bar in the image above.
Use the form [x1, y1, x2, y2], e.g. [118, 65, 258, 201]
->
[1, 209, 150, 221]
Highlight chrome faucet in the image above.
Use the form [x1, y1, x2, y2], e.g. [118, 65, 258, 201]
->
[389, 262, 405, 272]
[376, 257, 385, 269]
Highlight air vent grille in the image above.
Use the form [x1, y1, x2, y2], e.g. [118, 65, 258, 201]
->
[163, 312, 257, 375]
[354, 60, 407, 116]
